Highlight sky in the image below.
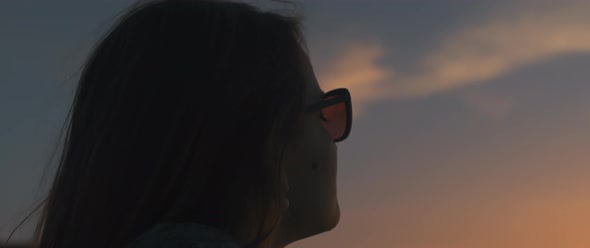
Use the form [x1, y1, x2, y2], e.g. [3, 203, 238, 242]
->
[2, 0, 590, 247]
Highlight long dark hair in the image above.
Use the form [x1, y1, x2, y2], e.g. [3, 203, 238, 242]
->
[5, 0, 308, 247]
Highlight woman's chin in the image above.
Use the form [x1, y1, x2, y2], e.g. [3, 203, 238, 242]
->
[318, 200, 341, 233]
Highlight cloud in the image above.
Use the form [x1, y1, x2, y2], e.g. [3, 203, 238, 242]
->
[387, 1, 590, 99]
[315, 1, 590, 121]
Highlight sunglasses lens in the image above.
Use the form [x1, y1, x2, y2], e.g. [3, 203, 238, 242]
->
[320, 95, 347, 141]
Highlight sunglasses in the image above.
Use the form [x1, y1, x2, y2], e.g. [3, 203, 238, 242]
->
[304, 88, 352, 142]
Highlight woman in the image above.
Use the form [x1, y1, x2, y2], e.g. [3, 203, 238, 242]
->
[6, 0, 352, 247]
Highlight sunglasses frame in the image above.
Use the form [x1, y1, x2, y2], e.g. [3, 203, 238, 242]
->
[304, 88, 352, 142]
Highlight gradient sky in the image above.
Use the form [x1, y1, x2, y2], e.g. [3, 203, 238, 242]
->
[2, 0, 590, 247]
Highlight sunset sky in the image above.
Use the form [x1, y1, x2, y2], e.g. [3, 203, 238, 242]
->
[2, 0, 590, 247]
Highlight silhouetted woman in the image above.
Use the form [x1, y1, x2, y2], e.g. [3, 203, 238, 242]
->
[6, 0, 352, 247]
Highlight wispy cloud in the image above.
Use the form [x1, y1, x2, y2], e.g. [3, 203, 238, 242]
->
[317, 1, 590, 120]
[389, 1, 590, 99]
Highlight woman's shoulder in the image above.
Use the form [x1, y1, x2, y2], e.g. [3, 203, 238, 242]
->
[125, 222, 242, 248]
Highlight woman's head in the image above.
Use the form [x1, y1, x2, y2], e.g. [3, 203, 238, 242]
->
[7, 0, 350, 247]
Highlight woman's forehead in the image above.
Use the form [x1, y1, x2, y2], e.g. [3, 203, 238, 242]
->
[303, 75, 322, 106]
[299, 54, 323, 104]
